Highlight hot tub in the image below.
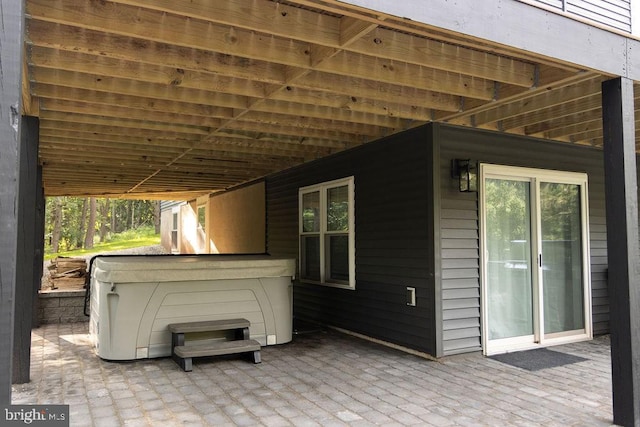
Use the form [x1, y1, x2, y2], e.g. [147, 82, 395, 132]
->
[89, 255, 295, 360]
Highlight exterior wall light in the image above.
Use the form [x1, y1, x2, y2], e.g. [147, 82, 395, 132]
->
[452, 159, 478, 192]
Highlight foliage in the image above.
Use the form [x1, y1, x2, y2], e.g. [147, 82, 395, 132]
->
[45, 197, 160, 253]
[540, 182, 580, 241]
[485, 179, 581, 262]
[44, 226, 160, 260]
[485, 179, 530, 236]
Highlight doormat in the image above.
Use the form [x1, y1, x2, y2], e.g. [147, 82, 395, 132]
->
[489, 348, 588, 371]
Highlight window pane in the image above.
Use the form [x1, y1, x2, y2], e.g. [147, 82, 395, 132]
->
[301, 236, 320, 281]
[485, 178, 533, 340]
[327, 185, 349, 232]
[540, 182, 584, 334]
[302, 191, 320, 232]
[171, 230, 178, 251]
[197, 205, 206, 232]
[326, 234, 349, 282]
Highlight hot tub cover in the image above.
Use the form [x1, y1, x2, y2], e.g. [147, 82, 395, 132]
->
[92, 255, 296, 283]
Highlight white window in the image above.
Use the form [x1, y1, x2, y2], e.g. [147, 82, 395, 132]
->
[299, 177, 355, 289]
[196, 195, 208, 253]
[171, 211, 179, 252]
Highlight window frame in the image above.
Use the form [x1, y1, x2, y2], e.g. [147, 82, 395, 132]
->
[299, 176, 355, 290]
[171, 205, 182, 253]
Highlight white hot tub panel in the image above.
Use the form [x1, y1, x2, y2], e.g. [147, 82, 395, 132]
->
[89, 255, 295, 360]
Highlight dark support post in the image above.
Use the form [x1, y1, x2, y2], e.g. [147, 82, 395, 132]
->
[13, 117, 40, 384]
[0, 0, 26, 403]
[32, 165, 45, 329]
[602, 77, 640, 427]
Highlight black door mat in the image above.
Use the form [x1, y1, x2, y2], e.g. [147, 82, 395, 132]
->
[490, 348, 588, 371]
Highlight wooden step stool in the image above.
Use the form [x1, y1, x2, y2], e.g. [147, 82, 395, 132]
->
[168, 318, 261, 372]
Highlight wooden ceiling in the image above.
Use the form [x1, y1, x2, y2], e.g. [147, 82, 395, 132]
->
[23, 0, 633, 199]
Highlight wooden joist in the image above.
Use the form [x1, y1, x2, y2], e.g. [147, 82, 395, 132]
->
[22, 0, 622, 197]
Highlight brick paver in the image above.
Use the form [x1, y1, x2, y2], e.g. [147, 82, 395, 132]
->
[12, 323, 613, 426]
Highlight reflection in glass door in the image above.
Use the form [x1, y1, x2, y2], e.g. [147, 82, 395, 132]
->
[540, 182, 584, 336]
[481, 165, 591, 355]
[485, 178, 534, 341]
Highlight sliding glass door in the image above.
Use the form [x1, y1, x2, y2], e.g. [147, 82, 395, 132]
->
[480, 165, 591, 355]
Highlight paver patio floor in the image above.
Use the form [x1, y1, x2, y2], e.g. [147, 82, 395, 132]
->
[12, 323, 613, 426]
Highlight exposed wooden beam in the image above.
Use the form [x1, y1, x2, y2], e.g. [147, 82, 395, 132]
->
[314, 50, 495, 100]
[22, 0, 638, 200]
[40, 119, 207, 140]
[280, 0, 585, 72]
[32, 67, 410, 129]
[21, 48, 39, 116]
[28, 22, 463, 113]
[454, 75, 605, 126]
[108, 0, 536, 86]
[541, 118, 603, 139]
[33, 83, 235, 119]
[29, 46, 272, 99]
[31, 67, 251, 110]
[40, 119, 351, 150]
[339, 16, 378, 46]
[40, 98, 378, 142]
[27, 0, 499, 100]
[39, 150, 290, 175]
[294, 71, 462, 111]
[266, 85, 440, 121]
[39, 131, 335, 158]
[26, 19, 287, 84]
[39, 98, 230, 127]
[40, 111, 211, 136]
[525, 109, 602, 136]
[503, 95, 602, 131]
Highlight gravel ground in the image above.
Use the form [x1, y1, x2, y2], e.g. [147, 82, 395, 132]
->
[82, 244, 169, 257]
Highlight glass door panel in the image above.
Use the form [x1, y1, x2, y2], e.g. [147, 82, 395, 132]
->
[540, 182, 585, 335]
[485, 178, 534, 340]
[482, 164, 591, 355]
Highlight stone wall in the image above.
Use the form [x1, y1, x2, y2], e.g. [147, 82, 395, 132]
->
[38, 290, 89, 324]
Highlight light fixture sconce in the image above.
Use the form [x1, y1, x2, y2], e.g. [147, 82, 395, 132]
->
[452, 159, 478, 192]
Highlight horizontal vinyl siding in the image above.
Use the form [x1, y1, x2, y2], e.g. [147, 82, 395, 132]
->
[440, 168, 481, 354]
[266, 126, 436, 354]
[588, 173, 609, 334]
[567, 0, 631, 32]
[439, 190, 480, 354]
[536, 0, 564, 7]
[160, 200, 184, 212]
[437, 123, 608, 355]
[526, 0, 631, 32]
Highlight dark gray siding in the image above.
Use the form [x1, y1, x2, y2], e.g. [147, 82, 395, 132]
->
[437, 123, 608, 355]
[266, 126, 437, 354]
[528, 0, 631, 32]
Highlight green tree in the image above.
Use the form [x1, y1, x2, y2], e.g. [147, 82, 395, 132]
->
[45, 197, 160, 254]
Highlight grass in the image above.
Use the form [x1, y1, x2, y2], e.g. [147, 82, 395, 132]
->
[45, 227, 161, 260]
